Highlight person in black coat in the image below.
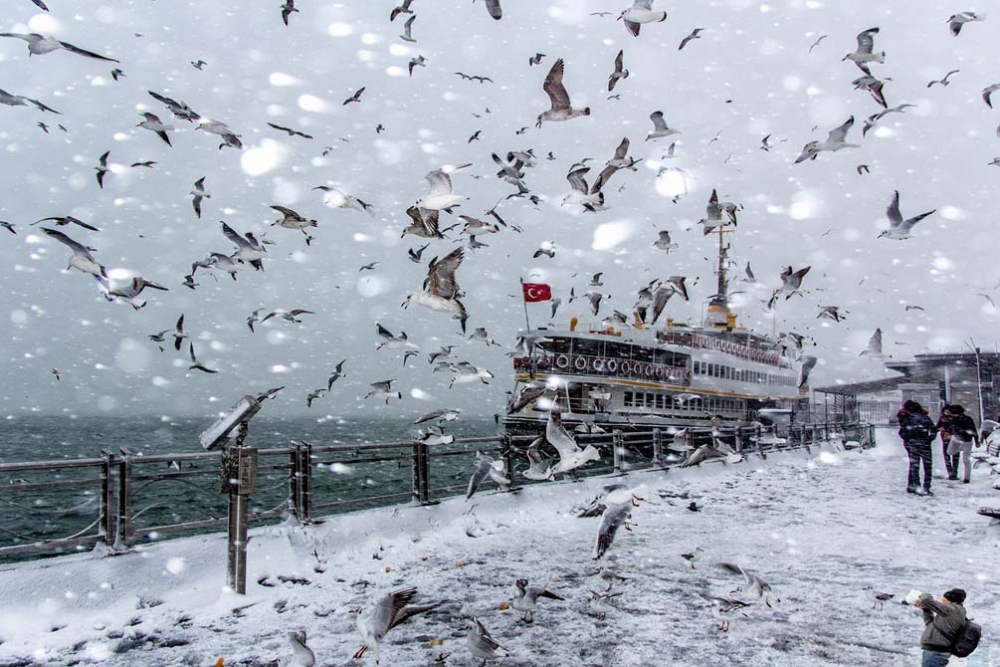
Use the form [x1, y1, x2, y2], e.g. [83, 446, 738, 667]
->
[897, 400, 937, 495]
[946, 405, 979, 484]
[936, 407, 959, 481]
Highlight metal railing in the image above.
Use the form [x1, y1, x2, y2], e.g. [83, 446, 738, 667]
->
[513, 353, 692, 385]
[0, 421, 876, 562]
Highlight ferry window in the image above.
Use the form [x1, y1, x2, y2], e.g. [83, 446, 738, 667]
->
[624, 391, 633, 407]
[645, 393, 655, 408]
[693, 361, 701, 375]
[539, 338, 571, 354]
[726, 366, 734, 380]
[663, 395, 673, 408]
[655, 394, 664, 409]
[574, 339, 604, 357]
[632, 347, 654, 363]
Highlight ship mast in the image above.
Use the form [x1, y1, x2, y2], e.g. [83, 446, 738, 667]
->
[705, 220, 736, 331]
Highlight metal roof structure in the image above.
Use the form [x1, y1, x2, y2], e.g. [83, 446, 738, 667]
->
[813, 372, 939, 397]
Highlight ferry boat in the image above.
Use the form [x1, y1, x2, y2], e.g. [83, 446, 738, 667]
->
[504, 224, 808, 435]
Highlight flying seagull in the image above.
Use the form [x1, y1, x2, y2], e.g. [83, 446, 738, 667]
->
[39, 227, 105, 278]
[136, 112, 173, 146]
[262, 309, 315, 324]
[33, 216, 99, 232]
[593, 500, 637, 559]
[466, 454, 510, 499]
[477, 0, 502, 20]
[271, 205, 318, 234]
[190, 177, 209, 218]
[879, 190, 935, 240]
[947, 11, 985, 36]
[547, 409, 601, 474]
[417, 165, 470, 211]
[188, 342, 218, 374]
[267, 122, 313, 139]
[352, 588, 440, 665]
[0, 33, 119, 62]
[0, 87, 60, 113]
[97, 276, 169, 310]
[537, 58, 590, 128]
[0, 221, 15, 235]
[314, 186, 374, 216]
[94, 150, 110, 189]
[390, 0, 415, 22]
[466, 618, 508, 665]
[400, 15, 417, 43]
[843, 27, 884, 75]
[607, 50, 629, 92]
[860, 328, 883, 357]
[529, 53, 546, 66]
[148, 91, 200, 122]
[646, 110, 680, 140]
[328, 360, 346, 389]
[794, 116, 858, 163]
[678, 28, 704, 50]
[280, 0, 299, 26]
[195, 118, 242, 149]
[983, 83, 1000, 109]
[927, 70, 960, 88]
[620, 0, 668, 37]
[402, 206, 444, 239]
[343, 87, 366, 105]
[221, 221, 266, 270]
[30, 0, 49, 10]
[403, 247, 468, 333]
[862, 104, 915, 137]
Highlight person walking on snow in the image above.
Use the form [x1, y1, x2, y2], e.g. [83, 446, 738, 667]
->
[945, 405, 979, 484]
[936, 406, 959, 481]
[897, 400, 937, 495]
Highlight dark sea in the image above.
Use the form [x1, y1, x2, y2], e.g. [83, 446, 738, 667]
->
[0, 415, 508, 562]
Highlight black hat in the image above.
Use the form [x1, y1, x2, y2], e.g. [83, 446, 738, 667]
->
[944, 589, 967, 604]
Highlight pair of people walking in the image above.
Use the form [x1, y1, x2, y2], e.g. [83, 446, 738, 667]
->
[897, 400, 979, 494]
[936, 404, 979, 483]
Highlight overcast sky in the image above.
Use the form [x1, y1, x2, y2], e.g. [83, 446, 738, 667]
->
[1, 0, 998, 419]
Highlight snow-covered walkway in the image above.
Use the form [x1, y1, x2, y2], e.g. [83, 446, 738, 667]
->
[1, 431, 998, 667]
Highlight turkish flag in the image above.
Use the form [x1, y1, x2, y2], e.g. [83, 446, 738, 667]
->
[522, 283, 552, 303]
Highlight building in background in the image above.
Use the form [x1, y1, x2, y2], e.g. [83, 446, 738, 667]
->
[813, 351, 1000, 425]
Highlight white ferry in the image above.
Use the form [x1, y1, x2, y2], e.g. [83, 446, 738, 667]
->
[505, 228, 807, 434]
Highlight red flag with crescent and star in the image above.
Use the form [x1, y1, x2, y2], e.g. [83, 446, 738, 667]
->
[522, 283, 552, 303]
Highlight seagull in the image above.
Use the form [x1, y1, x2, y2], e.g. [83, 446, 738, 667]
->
[195, 118, 242, 149]
[860, 328, 883, 357]
[403, 247, 468, 333]
[314, 186, 374, 216]
[365, 379, 402, 405]
[97, 276, 169, 310]
[744, 262, 756, 282]
[578, 483, 642, 518]
[137, 112, 173, 146]
[523, 436, 555, 481]
[94, 150, 110, 189]
[33, 216, 99, 232]
[508, 382, 546, 414]
[343, 87, 365, 105]
[477, 0, 503, 20]
[905, 305, 925, 312]
[680, 438, 739, 467]
[779, 265, 811, 299]
[547, 409, 601, 474]
[188, 342, 218, 374]
[280, 0, 299, 26]
[0, 33, 119, 62]
[267, 122, 313, 139]
[271, 206, 318, 234]
[646, 285, 676, 325]
[190, 177, 209, 218]
[449, 362, 494, 388]
[0, 87, 60, 113]
[172, 314, 188, 351]
[418, 165, 470, 211]
[408, 243, 430, 263]
[593, 137, 639, 193]
[221, 222, 266, 270]
[843, 27, 884, 75]
[817, 305, 846, 322]
[353, 588, 441, 665]
[720, 563, 773, 606]
[416, 424, 454, 445]
[193, 253, 239, 281]
[680, 547, 703, 569]
[947, 11, 986, 36]
[879, 191, 935, 240]
[191, 59, 207, 70]
[983, 84, 1000, 108]
[511, 579, 564, 623]
[51, 368, 60, 381]
[584, 291, 604, 316]
[148, 328, 171, 351]
[390, 0, 415, 21]
[413, 408, 461, 424]
[0, 221, 15, 235]
[359, 262, 379, 272]
[797, 355, 817, 389]
[262, 309, 315, 324]
[760, 134, 772, 151]
[455, 72, 493, 83]
[305, 389, 326, 408]
[607, 50, 629, 92]
[466, 618, 508, 666]
[148, 91, 200, 122]
[536, 58, 591, 128]
[587, 589, 621, 621]
[564, 167, 605, 212]
[852, 74, 888, 109]
[862, 586, 895, 610]
[795, 116, 859, 163]
[707, 596, 751, 632]
[646, 110, 680, 140]
[280, 630, 314, 667]
[589, 272, 605, 287]
[466, 454, 510, 499]
[927, 69, 960, 88]
[131, 161, 156, 168]
[376, 323, 416, 350]
[400, 15, 417, 43]
[533, 246, 555, 259]
[862, 104, 915, 137]
[808, 34, 827, 52]
[593, 500, 636, 559]
[678, 28, 704, 50]
[409, 55, 426, 77]
[39, 227, 105, 278]
[529, 52, 546, 66]
[620, 0, 667, 37]
[426, 346, 454, 365]
[328, 360, 346, 389]
[30, 0, 49, 10]
[246, 308, 263, 333]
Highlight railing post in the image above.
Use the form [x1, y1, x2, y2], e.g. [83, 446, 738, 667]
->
[652, 429, 663, 467]
[612, 429, 624, 476]
[501, 434, 517, 492]
[289, 444, 302, 521]
[301, 441, 312, 523]
[115, 447, 132, 551]
[99, 449, 115, 548]
[411, 441, 423, 505]
[419, 442, 431, 504]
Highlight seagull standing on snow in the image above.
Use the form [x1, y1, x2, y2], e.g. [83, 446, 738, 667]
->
[879, 190, 935, 240]
[353, 588, 441, 665]
[795, 116, 859, 163]
[619, 0, 667, 37]
[402, 247, 469, 333]
[280, 630, 314, 667]
[511, 579, 565, 623]
[467, 618, 508, 666]
[536, 59, 591, 128]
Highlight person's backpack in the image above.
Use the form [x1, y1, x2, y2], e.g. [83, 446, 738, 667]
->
[951, 618, 982, 658]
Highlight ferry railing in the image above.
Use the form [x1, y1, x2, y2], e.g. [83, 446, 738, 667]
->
[0, 421, 875, 561]
[514, 353, 692, 385]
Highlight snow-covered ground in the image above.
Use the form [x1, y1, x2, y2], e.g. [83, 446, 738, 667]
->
[1, 430, 997, 667]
